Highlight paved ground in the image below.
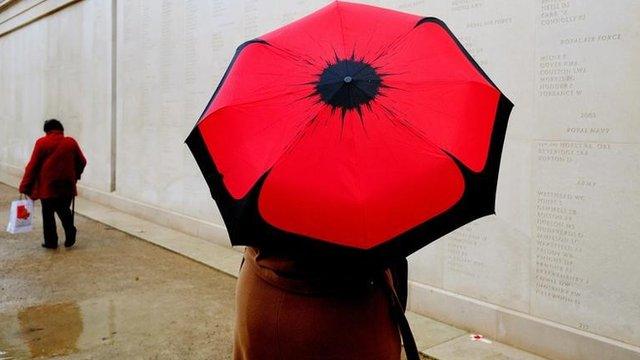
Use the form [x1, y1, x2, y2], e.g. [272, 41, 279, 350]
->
[0, 181, 550, 360]
[0, 183, 237, 359]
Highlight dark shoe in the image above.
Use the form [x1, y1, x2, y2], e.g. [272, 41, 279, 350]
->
[64, 228, 77, 248]
[41, 243, 58, 249]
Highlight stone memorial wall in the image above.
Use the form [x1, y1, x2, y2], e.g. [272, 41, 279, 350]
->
[0, 0, 113, 192]
[1, 1, 638, 359]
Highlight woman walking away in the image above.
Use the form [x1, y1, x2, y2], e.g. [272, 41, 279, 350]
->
[19, 119, 87, 249]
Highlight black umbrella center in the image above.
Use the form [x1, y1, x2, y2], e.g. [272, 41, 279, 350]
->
[316, 59, 381, 110]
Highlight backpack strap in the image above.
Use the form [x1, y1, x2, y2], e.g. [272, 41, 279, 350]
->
[383, 269, 420, 360]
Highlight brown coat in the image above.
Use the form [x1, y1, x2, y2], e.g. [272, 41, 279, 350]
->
[233, 247, 402, 360]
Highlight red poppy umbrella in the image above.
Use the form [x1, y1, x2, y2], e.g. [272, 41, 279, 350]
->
[186, 2, 513, 264]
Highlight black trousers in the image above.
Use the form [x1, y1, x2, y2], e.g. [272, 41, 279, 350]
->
[41, 197, 75, 246]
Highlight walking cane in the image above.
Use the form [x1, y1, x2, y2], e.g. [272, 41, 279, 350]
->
[72, 196, 75, 224]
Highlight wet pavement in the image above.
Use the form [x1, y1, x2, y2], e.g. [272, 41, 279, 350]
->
[0, 183, 237, 359]
[0, 181, 551, 360]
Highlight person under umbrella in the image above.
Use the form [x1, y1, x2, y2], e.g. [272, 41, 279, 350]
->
[187, 2, 513, 359]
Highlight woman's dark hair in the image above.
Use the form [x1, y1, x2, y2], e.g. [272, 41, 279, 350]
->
[43, 119, 64, 133]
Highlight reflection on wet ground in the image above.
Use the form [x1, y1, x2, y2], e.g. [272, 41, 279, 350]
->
[0, 183, 237, 359]
[18, 302, 82, 358]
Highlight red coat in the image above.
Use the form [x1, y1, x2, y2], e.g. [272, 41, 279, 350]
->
[19, 131, 87, 200]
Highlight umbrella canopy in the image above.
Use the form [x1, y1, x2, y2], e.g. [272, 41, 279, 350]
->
[186, 1, 513, 265]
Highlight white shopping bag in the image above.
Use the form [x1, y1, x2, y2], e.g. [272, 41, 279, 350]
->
[6, 198, 34, 234]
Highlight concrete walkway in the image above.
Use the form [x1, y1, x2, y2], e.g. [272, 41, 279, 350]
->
[0, 184, 236, 359]
[0, 182, 548, 360]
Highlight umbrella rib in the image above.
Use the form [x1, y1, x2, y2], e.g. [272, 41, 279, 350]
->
[358, 15, 385, 62]
[280, 104, 327, 157]
[367, 26, 416, 69]
[335, 1, 348, 58]
[383, 84, 492, 126]
[323, 83, 345, 104]
[373, 100, 451, 162]
[266, 43, 319, 67]
[264, 43, 328, 76]
[204, 87, 315, 119]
